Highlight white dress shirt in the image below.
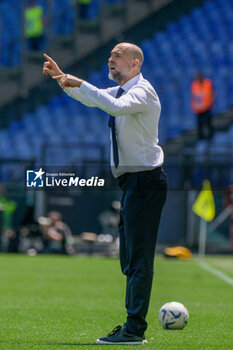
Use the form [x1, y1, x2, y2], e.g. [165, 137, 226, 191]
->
[62, 73, 164, 177]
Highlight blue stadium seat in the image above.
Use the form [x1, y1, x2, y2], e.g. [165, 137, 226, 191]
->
[212, 131, 229, 145]
[87, 0, 100, 19]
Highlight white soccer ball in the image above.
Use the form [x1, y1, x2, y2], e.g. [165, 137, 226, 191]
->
[159, 302, 189, 330]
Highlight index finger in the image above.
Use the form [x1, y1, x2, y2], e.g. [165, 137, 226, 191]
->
[43, 53, 56, 64]
[52, 75, 64, 79]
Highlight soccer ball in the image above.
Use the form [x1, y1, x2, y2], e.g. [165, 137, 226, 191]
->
[159, 302, 189, 329]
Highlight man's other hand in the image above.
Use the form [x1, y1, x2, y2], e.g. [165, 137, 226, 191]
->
[52, 74, 83, 88]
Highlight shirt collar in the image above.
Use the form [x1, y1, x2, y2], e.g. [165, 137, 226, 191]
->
[120, 73, 142, 92]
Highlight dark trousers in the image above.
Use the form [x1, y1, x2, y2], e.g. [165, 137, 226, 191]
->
[117, 166, 167, 336]
[27, 36, 43, 51]
[79, 4, 89, 19]
[197, 110, 213, 140]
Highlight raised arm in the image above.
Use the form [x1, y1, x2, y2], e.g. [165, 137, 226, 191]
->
[79, 82, 150, 116]
[43, 54, 150, 115]
[42, 53, 95, 107]
[51, 72, 150, 116]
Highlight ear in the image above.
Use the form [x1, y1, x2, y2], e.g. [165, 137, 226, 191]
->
[132, 58, 140, 68]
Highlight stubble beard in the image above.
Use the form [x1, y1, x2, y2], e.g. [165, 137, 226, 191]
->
[108, 65, 131, 84]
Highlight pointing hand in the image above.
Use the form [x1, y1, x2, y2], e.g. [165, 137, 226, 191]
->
[43, 53, 63, 77]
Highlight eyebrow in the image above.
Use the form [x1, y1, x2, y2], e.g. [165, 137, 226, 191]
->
[111, 50, 122, 55]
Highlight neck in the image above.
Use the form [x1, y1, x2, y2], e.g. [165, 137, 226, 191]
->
[118, 72, 140, 86]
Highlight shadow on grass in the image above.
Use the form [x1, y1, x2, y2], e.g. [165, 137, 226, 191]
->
[0, 340, 98, 346]
[47, 342, 98, 346]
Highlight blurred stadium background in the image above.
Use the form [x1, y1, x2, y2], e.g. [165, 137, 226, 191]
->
[0, 0, 233, 256]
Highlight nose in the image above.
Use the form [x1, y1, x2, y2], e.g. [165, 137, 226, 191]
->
[108, 55, 114, 64]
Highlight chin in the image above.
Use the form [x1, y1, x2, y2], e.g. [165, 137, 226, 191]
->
[108, 72, 117, 82]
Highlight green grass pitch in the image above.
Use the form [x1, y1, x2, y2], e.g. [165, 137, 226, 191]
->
[0, 254, 232, 349]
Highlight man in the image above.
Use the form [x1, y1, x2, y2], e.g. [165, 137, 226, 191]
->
[191, 72, 215, 140]
[47, 211, 75, 255]
[78, 0, 92, 20]
[25, 0, 44, 51]
[43, 42, 167, 345]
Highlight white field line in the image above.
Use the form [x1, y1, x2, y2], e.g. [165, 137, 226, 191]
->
[197, 260, 233, 287]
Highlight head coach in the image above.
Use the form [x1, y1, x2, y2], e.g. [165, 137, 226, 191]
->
[43, 42, 167, 345]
